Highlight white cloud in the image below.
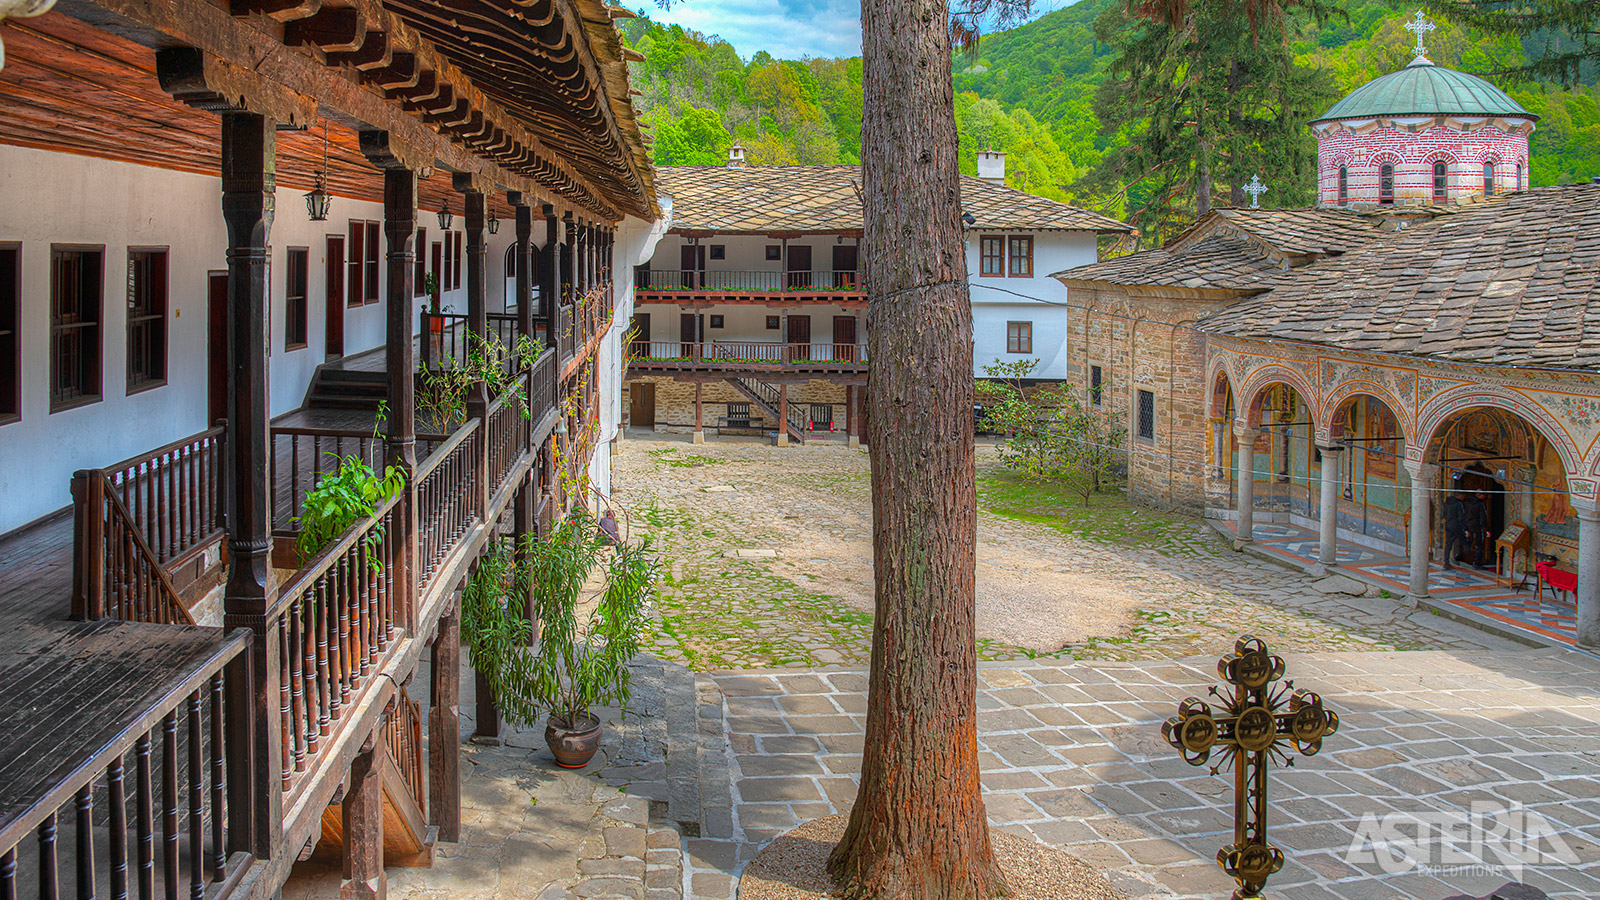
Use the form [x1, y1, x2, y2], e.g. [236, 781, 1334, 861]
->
[643, 0, 862, 59]
[639, 0, 1078, 61]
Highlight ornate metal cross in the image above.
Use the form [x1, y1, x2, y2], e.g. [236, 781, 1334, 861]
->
[1406, 10, 1436, 62]
[1162, 636, 1340, 900]
[1243, 175, 1268, 209]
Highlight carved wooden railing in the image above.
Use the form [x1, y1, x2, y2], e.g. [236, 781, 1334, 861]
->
[270, 427, 447, 534]
[72, 427, 226, 621]
[273, 493, 403, 801]
[0, 633, 254, 900]
[419, 312, 521, 372]
[381, 689, 425, 810]
[486, 386, 525, 500]
[415, 421, 484, 587]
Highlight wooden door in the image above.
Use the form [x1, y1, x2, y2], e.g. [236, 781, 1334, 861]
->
[832, 245, 858, 288]
[679, 244, 704, 288]
[628, 382, 655, 427]
[680, 312, 699, 358]
[786, 245, 812, 289]
[787, 314, 811, 361]
[324, 235, 345, 359]
[207, 273, 228, 425]
[832, 315, 857, 362]
[430, 242, 443, 309]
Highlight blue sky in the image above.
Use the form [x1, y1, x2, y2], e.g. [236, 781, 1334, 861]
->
[639, 0, 1078, 60]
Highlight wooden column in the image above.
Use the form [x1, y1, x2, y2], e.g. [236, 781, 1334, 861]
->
[471, 558, 504, 744]
[459, 186, 490, 521]
[428, 600, 461, 842]
[846, 385, 858, 449]
[513, 199, 533, 344]
[540, 206, 559, 350]
[693, 381, 704, 444]
[340, 735, 385, 900]
[561, 213, 576, 358]
[778, 383, 790, 448]
[381, 165, 419, 631]
[219, 111, 280, 858]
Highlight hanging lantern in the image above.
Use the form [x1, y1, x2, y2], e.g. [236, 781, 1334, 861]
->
[438, 205, 453, 229]
[487, 212, 501, 235]
[304, 118, 332, 221]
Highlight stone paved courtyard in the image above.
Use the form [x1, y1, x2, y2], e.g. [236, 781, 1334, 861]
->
[690, 649, 1600, 900]
[612, 434, 1522, 668]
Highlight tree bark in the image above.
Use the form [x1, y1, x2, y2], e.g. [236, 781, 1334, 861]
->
[825, 0, 1005, 897]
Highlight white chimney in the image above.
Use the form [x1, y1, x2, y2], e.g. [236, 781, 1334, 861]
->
[727, 143, 747, 168]
[976, 150, 1006, 185]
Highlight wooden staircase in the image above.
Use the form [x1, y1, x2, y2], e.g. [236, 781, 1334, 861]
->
[303, 365, 390, 410]
[724, 376, 807, 445]
[313, 689, 436, 868]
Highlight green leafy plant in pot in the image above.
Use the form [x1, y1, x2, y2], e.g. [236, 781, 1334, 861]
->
[461, 510, 654, 768]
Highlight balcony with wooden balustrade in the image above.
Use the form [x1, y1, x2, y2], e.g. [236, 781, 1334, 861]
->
[634, 268, 868, 308]
[627, 340, 869, 378]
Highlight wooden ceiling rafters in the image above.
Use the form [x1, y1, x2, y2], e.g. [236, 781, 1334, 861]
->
[2, 0, 656, 221]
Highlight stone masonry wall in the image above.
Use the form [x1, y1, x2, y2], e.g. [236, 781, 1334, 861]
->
[626, 376, 849, 433]
[1316, 122, 1530, 206]
[1065, 286, 1223, 512]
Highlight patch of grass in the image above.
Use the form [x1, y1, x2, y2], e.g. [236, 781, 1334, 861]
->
[977, 468, 1221, 557]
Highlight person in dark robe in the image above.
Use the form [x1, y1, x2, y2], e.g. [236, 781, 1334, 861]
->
[1464, 491, 1490, 567]
[1442, 492, 1468, 571]
[598, 508, 621, 546]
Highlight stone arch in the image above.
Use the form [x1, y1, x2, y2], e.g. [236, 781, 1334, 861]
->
[1321, 381, 1415, 446]
[1422, 148, 1460, 165]
[1209, 362, 1237, 419]
[1370, 149, 1404, 167]
[1238, 365, 1318, 429]
[1417, 384, 1583, 477]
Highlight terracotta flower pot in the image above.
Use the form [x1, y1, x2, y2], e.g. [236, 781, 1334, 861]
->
[545, 713, 602, 768]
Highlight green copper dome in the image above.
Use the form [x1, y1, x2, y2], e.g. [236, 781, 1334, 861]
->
[1312, 60, 1536, 124]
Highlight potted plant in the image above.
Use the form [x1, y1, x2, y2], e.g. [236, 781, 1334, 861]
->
[461, 510, 654, 768]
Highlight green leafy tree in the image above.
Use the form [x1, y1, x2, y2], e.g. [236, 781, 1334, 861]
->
[1426, 0, 1600, 84]
[978, 359, 1127, 503]
[1088, 0, 1342, 244]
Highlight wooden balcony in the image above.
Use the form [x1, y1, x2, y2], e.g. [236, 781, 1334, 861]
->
[627, 341, 869, 378]
[5, 348, 573, 900]
[635, 269, 867, 308]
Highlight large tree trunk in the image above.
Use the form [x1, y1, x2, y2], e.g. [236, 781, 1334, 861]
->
[825, 0, 1006, 898]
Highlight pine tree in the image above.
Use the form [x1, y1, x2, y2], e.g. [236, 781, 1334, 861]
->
[1086, 0, 1340, 245]
[1426, 0, 1600, 85]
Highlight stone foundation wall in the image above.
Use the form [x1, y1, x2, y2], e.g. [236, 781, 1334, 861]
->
[626, 376, 850, 433]
[1065, 287, 1219, 512]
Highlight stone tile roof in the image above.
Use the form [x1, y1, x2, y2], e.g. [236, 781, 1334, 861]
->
[1200, 184, 1600, 368]
[655, 165, 1131, 234]
[1053, 207, 1384, 292]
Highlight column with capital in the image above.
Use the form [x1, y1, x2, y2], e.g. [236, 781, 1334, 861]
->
[1317, 442, 1344, 566]
[1406, 460, 1436, 597]
[1575, 499, 1600, 649]
[1235, 426, 1259, 542]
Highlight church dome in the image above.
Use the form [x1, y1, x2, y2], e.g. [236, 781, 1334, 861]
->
[1312, 59, 1537, 124]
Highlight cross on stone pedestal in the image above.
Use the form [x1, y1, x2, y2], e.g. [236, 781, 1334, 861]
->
[1243, 175, 1268, 209]
[1162, 636, 1340, 899]
[1406, 10, 1436, 63]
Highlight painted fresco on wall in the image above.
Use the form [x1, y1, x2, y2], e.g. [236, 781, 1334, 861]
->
[1461, 411, 1505, 454]
[1534, 450, 1578, 543]
[1365, 402, 1399, 481]
[1330, 403, 1353, 440]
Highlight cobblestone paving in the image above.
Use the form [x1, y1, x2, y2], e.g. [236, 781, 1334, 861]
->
[691, 650, 1600, 900]
[283, 654, 686, 900]
[612, 434, 1522, 670]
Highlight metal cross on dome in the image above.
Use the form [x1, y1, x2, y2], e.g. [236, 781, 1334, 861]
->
[1162, 636, 1340, 900]
[1243, 175, 1268, 209]
[1406, 10, 1436, 63]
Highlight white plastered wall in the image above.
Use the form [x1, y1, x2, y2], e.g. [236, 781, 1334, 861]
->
[0, 144, 518, 534]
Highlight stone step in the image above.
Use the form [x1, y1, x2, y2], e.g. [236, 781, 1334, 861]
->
[693, 673, 735, 840]
[663, 657, 701, 834]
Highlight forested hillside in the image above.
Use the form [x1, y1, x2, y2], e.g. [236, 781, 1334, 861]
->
[620, 1, 1600, 223]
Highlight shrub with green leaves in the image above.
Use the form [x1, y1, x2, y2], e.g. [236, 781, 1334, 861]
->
[462, 510, 656, 729]
[293, 455, 407, 564]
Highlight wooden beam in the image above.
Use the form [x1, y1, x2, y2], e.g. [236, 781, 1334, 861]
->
[65, 0, 628, 218]
[155, 46, 317, 127]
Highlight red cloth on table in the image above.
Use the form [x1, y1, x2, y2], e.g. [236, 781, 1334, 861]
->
[1537, 559, 1578, 594]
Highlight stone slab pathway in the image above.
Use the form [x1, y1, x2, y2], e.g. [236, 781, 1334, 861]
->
[690, 649, 1600, 900]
